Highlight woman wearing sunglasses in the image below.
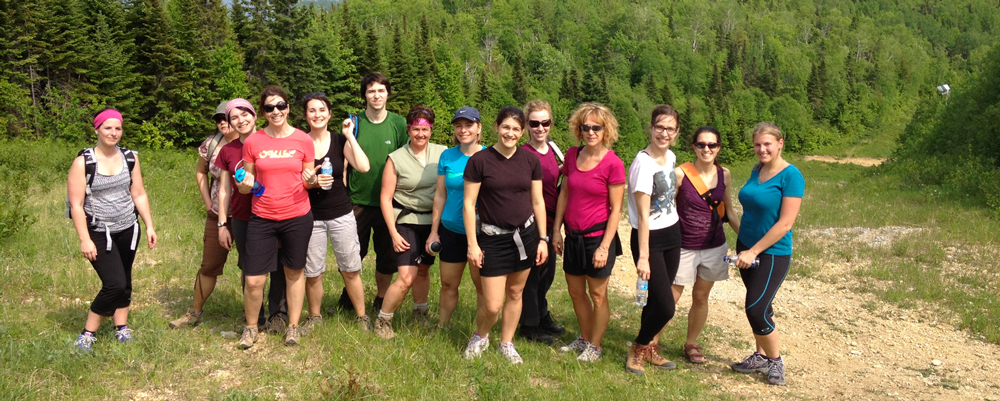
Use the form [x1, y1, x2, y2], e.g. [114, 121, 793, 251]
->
[463, 106, 548, 364]
[624, 105, 682, 375]
[552, 103, 625, 362]
[236, 86, 315, 349]
[517, 100, 566, 343]
[373, 105, 447, 339]
[298, 93, 371, 333]
[671, 126, 740, 364]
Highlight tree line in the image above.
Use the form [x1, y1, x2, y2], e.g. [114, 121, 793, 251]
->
[2, 0, 999, 166]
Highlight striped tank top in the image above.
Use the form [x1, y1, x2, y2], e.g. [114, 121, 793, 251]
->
[83, 153, 136, 233]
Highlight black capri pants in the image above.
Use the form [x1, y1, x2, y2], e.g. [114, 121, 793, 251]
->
[88, 224, 140, 317]
[630, 224, 681, 346]
[736, 240, 791, 335]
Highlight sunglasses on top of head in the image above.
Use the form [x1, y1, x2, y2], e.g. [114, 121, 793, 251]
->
[579, 124, 604, 133]
[528, 119, 552, 128]
[263, 102, 289, 113]
[694, 142, 720, 149]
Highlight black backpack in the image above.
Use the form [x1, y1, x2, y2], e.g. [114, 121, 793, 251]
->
[65, 147, 137, 226]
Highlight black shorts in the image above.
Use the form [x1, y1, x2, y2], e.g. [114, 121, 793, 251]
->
[478, 224, 539, 277]
[395, 223, 435, 267]
[563, 235, 619, 279]
[244, 212, 313, 276]
[438, 225, 468, 264]
[354, 204, 397, 275]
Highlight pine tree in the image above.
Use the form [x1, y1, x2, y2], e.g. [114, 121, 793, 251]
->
[580, 68, 608, 104]
[511, 52, 529, 105]
[645, 72, 660, 104]
[387, 25, 415, 113]
[807, 56, 828, 121]
[661, 72, 675, 106]
[708, 63, 724, 125]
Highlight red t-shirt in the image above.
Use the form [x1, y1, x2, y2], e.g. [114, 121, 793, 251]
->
[242, 129, 315, 220]
[214, 139, 252, 221]
[561, 147, 626, 237]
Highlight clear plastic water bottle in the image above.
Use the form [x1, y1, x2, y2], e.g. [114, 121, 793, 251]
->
[635, 278, 649, 307]
[724, 254, 759, 269]
[234, 167, 265, 197]
[320, 157, 333, 190]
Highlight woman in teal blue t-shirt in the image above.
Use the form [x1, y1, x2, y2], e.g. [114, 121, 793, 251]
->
[730, 122, 804, 386]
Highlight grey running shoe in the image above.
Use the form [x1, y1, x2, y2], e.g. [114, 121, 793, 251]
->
[463, 333, 489, 360]
[284, 325, 301, 346]
[74, 333, 96, 354]
[767, 358, 787, 386]
[114, 326, 134, 343]
[412, 307, 430, 329]
[300, 315, 322, 336]
[265, 314, 288, 334]
[559, 336, 587, 353]
[499, 342, 523, 365]
[374, 316, 395, 340]
[169, 309, 203, 328]
[356, 315, 372, 332]
[238, 326, 258, 349]
[576, 342, 602, 362]
[731, 352, 770, 374]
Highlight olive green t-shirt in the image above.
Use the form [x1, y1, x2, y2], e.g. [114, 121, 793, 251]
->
[387, 143, 446, 225]
[348, 111, 409, 206]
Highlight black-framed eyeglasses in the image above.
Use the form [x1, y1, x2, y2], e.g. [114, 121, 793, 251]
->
[694, 142, 720, 149]
[652, 125, 679, 135]
[580, 124, 604, 133]
[263, 102, 289, 113]
[528, 119, 552, 128]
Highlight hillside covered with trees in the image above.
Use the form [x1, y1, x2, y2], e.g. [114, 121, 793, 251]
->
[2, 0, 999, 164]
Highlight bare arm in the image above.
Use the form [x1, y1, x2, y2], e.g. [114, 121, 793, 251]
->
[593, 183, 625, 268]
[196, 154, 213, 211]
[380, 158, 408, 251]
[342, 118, 370, 173]
[237, 161, 254, 194]
[551, 183, 569, 256]
[722, 167, 740, 234]
[129, 155, 157, 249]
[634, 191, 652, 280]
[68, 156, 96, 261]
[427, 175, 447, 253]
[463, 180, 483, 268]
[218, 171, 233, 250]
[531, 179, 549, 266]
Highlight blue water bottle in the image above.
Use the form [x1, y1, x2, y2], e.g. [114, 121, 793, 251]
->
[234, 167, 265, 197]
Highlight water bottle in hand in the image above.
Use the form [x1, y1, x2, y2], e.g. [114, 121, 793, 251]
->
[320, 157, 333, 190]
[635, 278, 649, 307]
[428, 241, 442, 256]
[235, 167, 265, 197]
[724, 254, 759, 269]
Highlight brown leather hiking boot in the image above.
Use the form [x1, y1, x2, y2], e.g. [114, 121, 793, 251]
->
[644, 344, 676, 370]
[626, 343, 646, 375]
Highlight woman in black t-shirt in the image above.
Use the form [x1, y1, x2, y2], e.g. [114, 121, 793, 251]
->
[462, 106, 549, 364]
[300, 93, 371, 332]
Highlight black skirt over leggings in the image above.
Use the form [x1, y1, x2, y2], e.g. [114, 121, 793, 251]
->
[88, 224, 139, 317]
[630, 224, 681, 345]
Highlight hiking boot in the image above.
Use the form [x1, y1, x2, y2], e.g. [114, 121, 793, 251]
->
[767, 357, 787, 386]
[301, 315, 322, 336]
[538, 313, 566, 336]
[559, 336, 587, 353]
[355, 315, 372, 332]
[518, 325, 555, 345]
[644, 344, 676, 370]
[412, 307, 430, 329]
[284, 325, 301, 346]
[264, 314, 288, 334]
[499, 342, 523, 365]
[374, 316, 395, 340]
[577, 342, 602, 362]
[114, 326, 134, 343]
[625, 343, 646, 375]
[731, 352, 770, 374]
[463, 333, 489, 360]
[74, 333, 96, 354]
[238, 326, 259, 349]
[169, 309, 203, 329]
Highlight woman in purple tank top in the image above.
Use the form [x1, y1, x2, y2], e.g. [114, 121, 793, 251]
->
[671, 126, 740, 364]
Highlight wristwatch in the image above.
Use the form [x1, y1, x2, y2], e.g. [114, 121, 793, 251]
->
[218, 221, 228, 228]
[539, 236, 550, 243]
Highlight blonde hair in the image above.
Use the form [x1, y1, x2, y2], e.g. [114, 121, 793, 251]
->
[452, 120, 482, 145]
[568, 103, 619, 147]
[524, 100, 552, 118]
[751, 122, 784, 170]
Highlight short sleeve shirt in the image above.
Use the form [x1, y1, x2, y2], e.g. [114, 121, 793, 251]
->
[387, 143, 446, 225]
[242, 129, 315, 221]
[198, 135, 226, 214]
[737, 164, 805, 256]
[438, 145, 486, 234]
[307, 133, 353, 221]
[627, 150, 679, 230]
[348, 112, 408, 206]
[464, 147, 542, 230]
[214, 139, 252, 221]
[561, 147, 626, 237]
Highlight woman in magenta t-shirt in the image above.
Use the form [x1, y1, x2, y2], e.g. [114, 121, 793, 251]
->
[552, 103, 626, 362]
[236, 86, 315, 349]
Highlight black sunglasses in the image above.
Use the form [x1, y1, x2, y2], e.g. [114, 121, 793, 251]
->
[263, 102, 289, 113]
[580, 124, 604, 133]
[528, 119, 552, 128]
[694, 142, 720, 149]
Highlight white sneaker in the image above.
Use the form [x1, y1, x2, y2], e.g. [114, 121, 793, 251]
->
[576, 343, 602, 362]
[559, 336, 587, 353]
[499, 342, 523, 365]
[463, 333, 489, 360]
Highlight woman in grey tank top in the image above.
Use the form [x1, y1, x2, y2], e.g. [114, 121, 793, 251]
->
[68, 108, 157, 354]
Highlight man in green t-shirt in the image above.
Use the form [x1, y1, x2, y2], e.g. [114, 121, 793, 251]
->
[338, 73, 409, 315]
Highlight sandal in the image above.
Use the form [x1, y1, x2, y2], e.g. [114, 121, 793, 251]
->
[684, 344, 707, 364]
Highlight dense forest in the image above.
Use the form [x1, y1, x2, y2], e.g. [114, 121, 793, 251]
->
[2, 0, 1000, 164]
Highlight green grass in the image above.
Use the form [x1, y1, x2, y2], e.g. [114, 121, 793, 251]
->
[0, 140, 726, 400]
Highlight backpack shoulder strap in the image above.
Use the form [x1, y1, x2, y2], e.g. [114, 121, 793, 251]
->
[206, 132, 224, 164]
[118, 146, 136, 186]
[547, 139, 564, 165]
[679, 162, 726, 221]
[80, 148, 98, 196]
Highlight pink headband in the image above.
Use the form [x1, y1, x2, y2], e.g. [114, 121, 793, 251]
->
[409, 118, 432, 128]
[226, 98, 256, 121]
[93, 109, 123, 129]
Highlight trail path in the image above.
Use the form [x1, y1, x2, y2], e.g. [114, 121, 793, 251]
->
[802, 155, 886, 167]
[607, 222, 1000, 400]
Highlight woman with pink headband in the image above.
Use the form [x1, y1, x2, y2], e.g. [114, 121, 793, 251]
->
[69, 108, 157, 353]
[372, 105, 447, 339]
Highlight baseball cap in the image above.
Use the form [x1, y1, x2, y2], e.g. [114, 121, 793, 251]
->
[451, 106, 481, 123]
